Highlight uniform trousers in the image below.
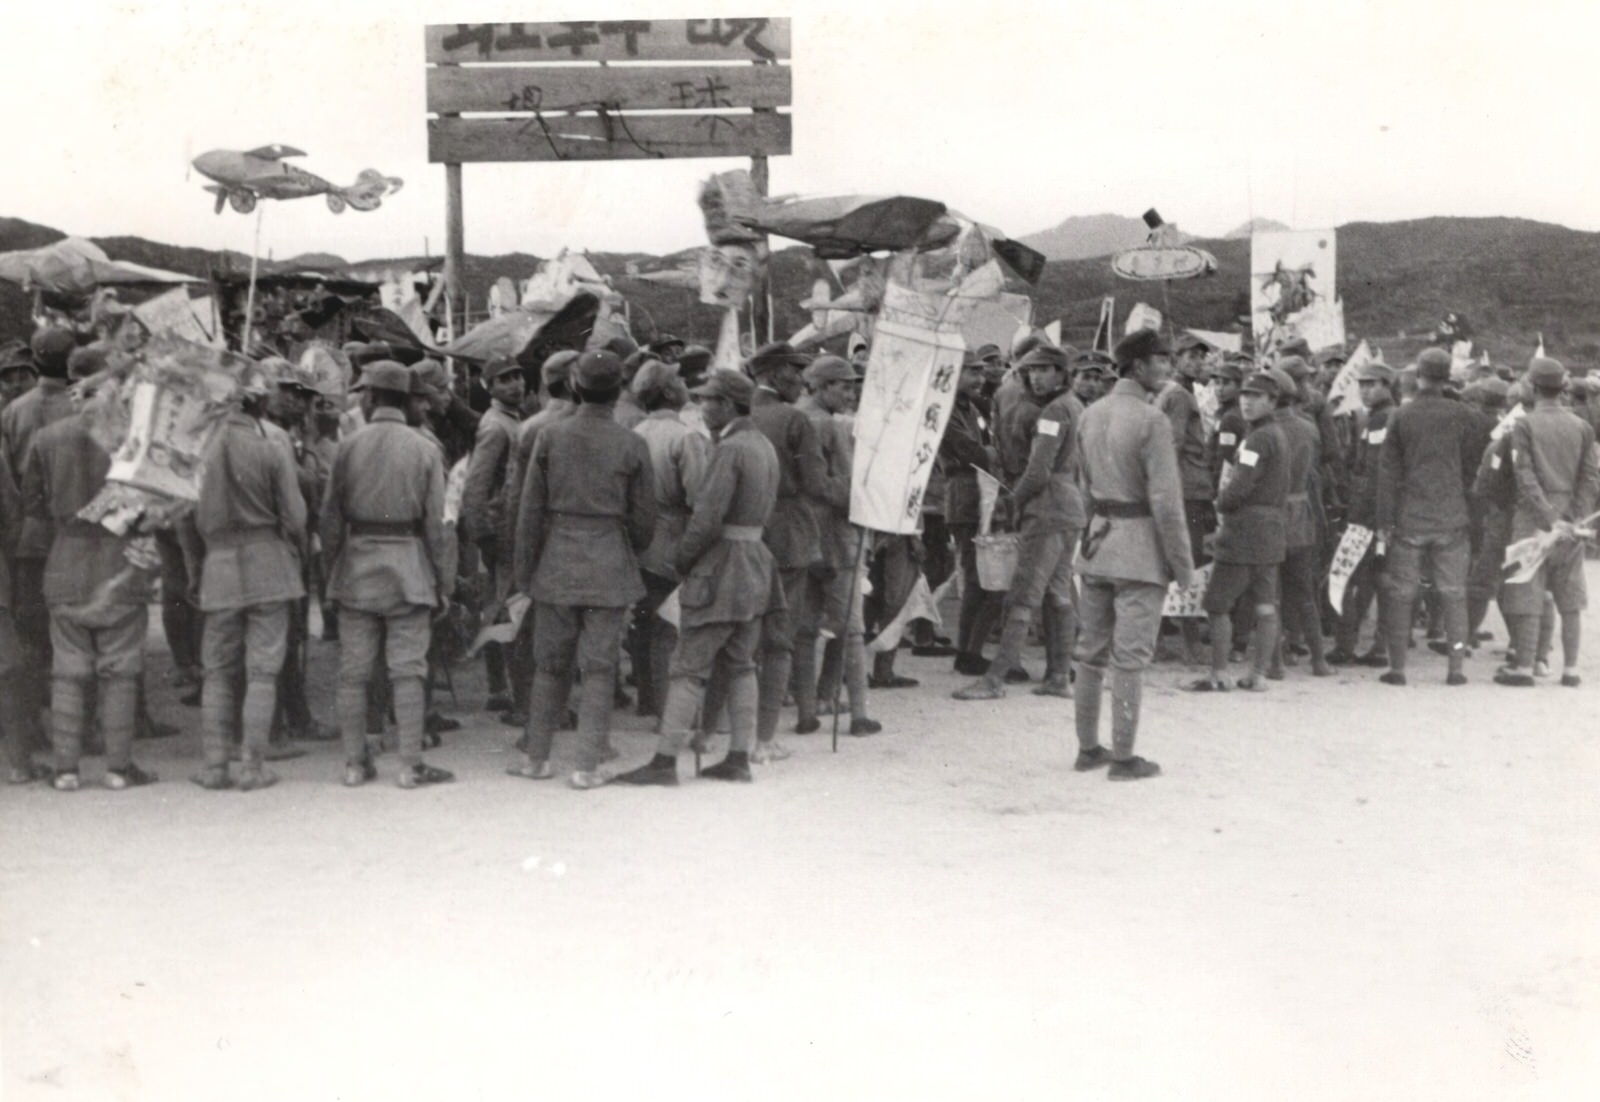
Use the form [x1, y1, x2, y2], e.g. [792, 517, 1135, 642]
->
[1073, 575, 1165, 759]
[661, 618, 762, 756]
[525, 603, 629, 773]
[337, 606, 430, 767]
[201, 602, 290, 768]
[48, 602, 146, 773]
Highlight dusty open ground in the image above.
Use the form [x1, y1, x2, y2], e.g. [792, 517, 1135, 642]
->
[3, 572, 1598, 1102]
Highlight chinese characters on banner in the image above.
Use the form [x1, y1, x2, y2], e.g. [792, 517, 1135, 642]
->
[1326, 524, 1374, 612]
[850, 261, 1002, 533]
[1161, 562, 1212, 618]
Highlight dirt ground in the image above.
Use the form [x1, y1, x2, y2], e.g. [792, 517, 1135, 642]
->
[3, 571, 1598, 1102]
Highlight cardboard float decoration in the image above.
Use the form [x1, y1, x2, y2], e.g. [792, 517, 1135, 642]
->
[191, 145, 403, 215]
[1111, 209, 1217, 282]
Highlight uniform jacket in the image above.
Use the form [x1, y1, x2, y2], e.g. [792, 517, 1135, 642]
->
[1510, 402, 1600, 540]
[1472, 430, 1518, 514]
[2, 378, 74, 559]
[613, 390, 647, 431]
[1214, 418, 1288, 565]
[1009, 387, 1087, 533]
[796, 396, 857, 570]
[0, 451, 18, 611]
[461, 400, 522, 546]
[320, 408, 452, 613]
[675, 416, 784, 628]
[750, 391, 835, 569]
[1376, 393, 1484, 536]
[1075, 378, 1193, 587]
[1274, 408, 1322, 550]
[994, 383, 1041, 484]
[21, 413, 147, 608]
[634, 409, 710, 581]
[427, 396, 480, 469]
[195, 412, 307, 611]
[1157, 380, 1212, 501]
[1345, 400, 1392, 528]
[516, 403, 656, 607]
[938, 393, 994, 526]
[499, 398, 576, 548]
[1209, 399, 1248, 492]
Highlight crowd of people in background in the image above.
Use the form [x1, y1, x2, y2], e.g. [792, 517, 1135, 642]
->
[0, 316, 1596, 793]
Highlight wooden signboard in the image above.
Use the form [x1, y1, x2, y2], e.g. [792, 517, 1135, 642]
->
[425, 18, 792, 164]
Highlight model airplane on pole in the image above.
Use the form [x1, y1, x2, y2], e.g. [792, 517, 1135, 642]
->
[191, 145, 403, 215]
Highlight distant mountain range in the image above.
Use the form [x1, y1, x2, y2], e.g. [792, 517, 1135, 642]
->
[5, 213, 1600, 366]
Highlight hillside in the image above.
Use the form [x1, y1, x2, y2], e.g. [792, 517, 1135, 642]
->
[1017, 212, 1152, 261]
[6, 214, 1600, 365]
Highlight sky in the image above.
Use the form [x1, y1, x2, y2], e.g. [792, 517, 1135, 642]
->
[7, 0, 1600, 265]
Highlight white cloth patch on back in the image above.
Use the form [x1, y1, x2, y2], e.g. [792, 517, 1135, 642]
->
[1238, 447, 1260, 468]
[1219, 432, 1237, 446]
[1366, 428, 1387, 445]
[1038, 419, 1060, 437]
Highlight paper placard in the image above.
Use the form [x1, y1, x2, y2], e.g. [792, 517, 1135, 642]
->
[1327, 524, 1374, 612]
[1162, 562, 1212, 618]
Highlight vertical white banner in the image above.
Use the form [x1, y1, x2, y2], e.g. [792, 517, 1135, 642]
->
[850, 262, 1000, 533]
[1251, 228, 1337, 353]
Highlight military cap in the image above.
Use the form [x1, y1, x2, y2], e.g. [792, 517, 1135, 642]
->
[745, 340, 809, 376]
[1212, 360, 1245, 383]
[1275, 354, 1312, 380]
[1355, 361, 1395, 386]
[1476, 376, 1510, 404]
[603, 336, 639, 361]
[67, 343, 110, 382]
[573, 349, 624, 391]
[0, 340, 35, 374]
[690, 368, 755, 406]
[1417, 347, 1453, 381]
[30, 327, 76, 377]
[803, 354, 857, 387]
[1113, 328, 1171, 367]
[1527, 356, 1567, 389]
[961, 348, 988, 368]
[1018, 344, 1072, 372]
[973, 343, 1002, 363]
[1276, 336, 1313, 360]
[1178, 334, 1208, 353]
[362, 359, 415, 395]
[677, 345, 712, 375]
[1316, 348, 1349, 367]
[349, 341, 398, 367]
[632, 359, 683, 399]
[542, 349, 579, 387]
[412, 357, 451, 398]
[648, 334, 685, 354]
[1241, 371, 1281, 398]
[1265, 367, 1299, 398]
[483, 356, 523, 383]
[1011, 330, 1048, 361]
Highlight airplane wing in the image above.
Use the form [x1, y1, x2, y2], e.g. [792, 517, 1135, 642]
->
[243, 144, 306, 160]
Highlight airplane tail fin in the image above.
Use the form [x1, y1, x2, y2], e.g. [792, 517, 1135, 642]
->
[339, 169, 404, 212]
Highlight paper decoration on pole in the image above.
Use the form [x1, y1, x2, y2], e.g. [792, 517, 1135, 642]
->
[712, 307, 742, 371]
[1325, 339, 1374, 418]
[866, 572, 954, 653]
[192, 146, 401, 215]
[1161, 562, 1212, 618]
[1042, 319, 1062, 346]
[1183, 329, 1241, 355]
[132, 288, 222, 347]
[850, 261, 1002, 533]
[699, 243, 762, 308]
[961, 294, 1033, 355]
[1503, 512, 1600, 585]
[1251, 229, 1339, 354]
[1092, 296, 1115, 356]
[469, 593, 532, 655]
[1111, 208, 1217, 282]
[1450, 340, 1474, 380]
[1125, 302, 1162, 335]
[1327, 524, 1374, 612]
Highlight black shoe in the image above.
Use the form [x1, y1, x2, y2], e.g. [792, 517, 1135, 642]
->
[1493, 666, 1535, 687]
[500, 711, 529, 728]
[1446, 672, 1468, 686]
[910, 642, 957, 657]
[425, 712, 461, 734]
[952, 652, 989, 676]
[1356, 650, 1389, 668]
[698, 757, 753, 782]
[484, 693, 513, 713]
[104, 763, 159, 790]
[1003, 665, 1032, 684]
[1108, 756, 1160, 781]
[1324, 649, 1357, 666]
[848, 717, 882, 736]
[613, 761, 679, 786]
[1561, 672, 1581, 688]
[1073, 746, 1113, 772]
[1379, 671, 1407, 686]
[794, 716, 821, 734]
[868, 674, 919, 689]
[397, 762, 455, 789]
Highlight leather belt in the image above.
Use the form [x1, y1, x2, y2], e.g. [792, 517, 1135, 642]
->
[720, 525, 764, 542]
[206, 525, 281, 549]
[350, 520, 421, 537]
[1090, 499, 1151, 518]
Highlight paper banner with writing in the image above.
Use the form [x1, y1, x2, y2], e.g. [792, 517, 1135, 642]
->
[1327, 523, 1373, 612]
[1161, 561, 1212, 618]
[1251, 228, 1338, 353]
[850, 262, 1001, 533]
[1326, 339, 1372, 418]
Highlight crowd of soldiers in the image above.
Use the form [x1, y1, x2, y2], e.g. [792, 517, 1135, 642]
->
[0, 316, 1595, 793]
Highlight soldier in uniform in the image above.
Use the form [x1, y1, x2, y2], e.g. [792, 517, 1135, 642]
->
[0, 342, 36, 413]
[614, 369, 783, 786]
[320, 362, 455, 788]
[628, 360, 708, 718]
[1208, 358, 1248, 490]
[1, 327, 77, 755]
[940, 348, 1003, 676]
[1375, 348, 1483, 687]
[190, 363, 309, 791]
[507, 351, 656, 788]
[1494, 357, 1600, 686]
[1184, 370, 1289, 691]
[1157, 338, 1215, 663]
[0, 449, 47, 782]
[1329, 361, 1397, 666]
[954, 344, 1085, 700]
[746, 341, 839, 762]
[462, 355, 526, 715]
[1071, 330, 1192, 781]
[1269, 366, 1333, 678]
[22, 347, 156, 790]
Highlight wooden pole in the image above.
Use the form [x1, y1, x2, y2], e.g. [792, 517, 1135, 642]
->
[444, 162, 465, 342]
[241, 204, 264, 354]
[750, 152, 770, 347]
